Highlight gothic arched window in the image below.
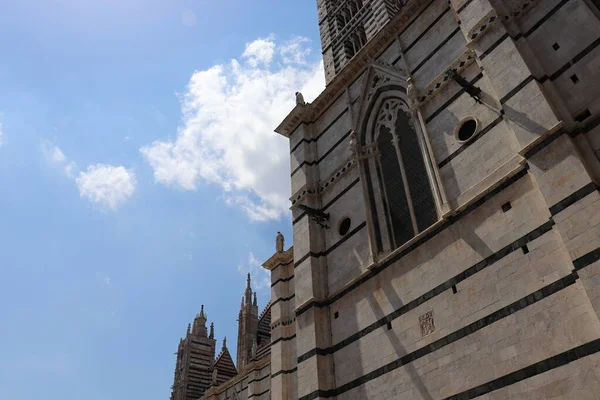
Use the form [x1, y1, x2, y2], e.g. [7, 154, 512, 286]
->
[361, 96, 438, 254]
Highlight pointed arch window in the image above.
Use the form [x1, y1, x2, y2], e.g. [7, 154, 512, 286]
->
[362, 96, 438, 253]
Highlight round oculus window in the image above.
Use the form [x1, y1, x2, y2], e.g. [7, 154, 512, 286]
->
[338, 217, 352, 236]
[455, 117, 478, 143]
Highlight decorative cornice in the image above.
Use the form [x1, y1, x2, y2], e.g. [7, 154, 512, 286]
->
[270, 316, 296, 330]
[289, 157, 357, 209]
[274, 0, 427, 138]
[261, 248, 294, 271]
[418, 49, 477, 105]
[466, 9, 499, 42]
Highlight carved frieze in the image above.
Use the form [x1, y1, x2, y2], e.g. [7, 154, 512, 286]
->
[419, 310, 435, 338]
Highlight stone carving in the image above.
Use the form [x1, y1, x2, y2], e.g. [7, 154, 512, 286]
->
[212, 368, 218, 386]
[420, 310, 435, 338]
[295, 92, 306, 105]
[276, 231, 284, 253]
[367, 73, 391, 103]
[375, 98, 403, 132]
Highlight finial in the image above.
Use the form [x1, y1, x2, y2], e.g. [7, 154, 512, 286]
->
[209, 322, 214, 339]
[247, 273, 251, 288]
[201, 304, 205, 317]
[241, 296, 244, 309]
[276, 231, 284, 253]
[223, 336, 227, 350]
[253, 292, 257, 306]
[187, 323, 191, 335]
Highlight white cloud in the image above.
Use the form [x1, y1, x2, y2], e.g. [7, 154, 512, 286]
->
[237, 252, 270, 293]
[76, 164, 136, 210]
[141, 35, 326, 221]
[242, 36, 276, 67]
[41, 140, 77, 178]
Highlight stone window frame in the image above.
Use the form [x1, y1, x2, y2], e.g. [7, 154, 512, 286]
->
[454, 116, 480, 144]
[355, 85, 445, 258]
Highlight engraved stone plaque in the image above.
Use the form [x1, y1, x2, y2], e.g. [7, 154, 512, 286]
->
[420, 310, 435, 338]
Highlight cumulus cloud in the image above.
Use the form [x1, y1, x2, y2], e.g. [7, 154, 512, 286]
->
[76, 165, 136, 210]
[237, 252, 270, 293]
[41, 140, 77, 178]
[140, 35, 326, 221]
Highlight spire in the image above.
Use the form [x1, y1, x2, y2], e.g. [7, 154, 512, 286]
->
[222, 337, 227, 351]
[241, 296, 245, 309]
[192, 305, 208, 337]
[253, 291, 257, 306]
[209, 322, 214, 339]
[245, 273, 252, 304]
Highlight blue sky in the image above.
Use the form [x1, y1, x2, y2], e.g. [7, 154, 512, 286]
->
[0, 1, 325, 399]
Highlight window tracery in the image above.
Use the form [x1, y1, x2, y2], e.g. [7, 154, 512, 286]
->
[361, 95, 438, 253]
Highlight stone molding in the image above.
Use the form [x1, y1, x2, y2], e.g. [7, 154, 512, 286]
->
[261, 247, 294, 271]
[289, 157, 357, 209]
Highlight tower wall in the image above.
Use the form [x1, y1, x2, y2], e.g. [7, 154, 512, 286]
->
[277, 0, 600, 398]
[170, 307, 216, 400]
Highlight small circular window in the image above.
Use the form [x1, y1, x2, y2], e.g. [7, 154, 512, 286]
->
[338, 217, 352, 236]
[455, 117, 479, 143]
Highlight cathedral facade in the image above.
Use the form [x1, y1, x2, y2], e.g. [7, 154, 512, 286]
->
[171, 0, 600, 398]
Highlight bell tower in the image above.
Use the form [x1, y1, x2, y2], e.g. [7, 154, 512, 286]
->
[169, 305, 216, 400]
[317, 0, 410, 84]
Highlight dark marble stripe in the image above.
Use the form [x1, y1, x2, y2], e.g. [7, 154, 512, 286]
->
[523, 0, 572, 38]
[523, 127, 565, 160]
[291, 129, 353, 177]
[290, 108, 348, 154]
[457, 0, 475, 13]
[444, 337, 600, 399]
[270, 367, 297, 379]
[295, 166, 531, 317]
[425, 73, 484, 124]
[438, 116, 503, 168]
[296, 219, 555, 363]
[248, 389, 270, 398]
[573, 247, 600, 271]
[271, 294, 295, 307]
[549, 37, 600, 81]
[499, 75, 535, 104]
[405, 7, 451, 54]
[270, 334, 296, 347]
[270, 260, 293, 273]
[292, 178, 360, 226]
[247, 374, 270, 385]
[271, 274, 294, 287]
[479, 32, 510, 60]
[294, 222, 367, 268]
[549, 182, 599, 216]
[411, 27, 461, 75]
[299, 273, 577, 399]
